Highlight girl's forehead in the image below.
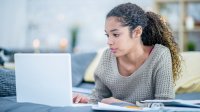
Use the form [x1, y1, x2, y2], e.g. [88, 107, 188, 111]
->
[105, 17, 124, 30]
[106, 17, 121, 23]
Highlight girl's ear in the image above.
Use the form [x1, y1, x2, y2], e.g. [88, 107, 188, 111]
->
[132, 26, 143, 38]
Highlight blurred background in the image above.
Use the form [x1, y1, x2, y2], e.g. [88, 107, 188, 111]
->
[0, 0, 200, 102]
[0, 0, 200, 53]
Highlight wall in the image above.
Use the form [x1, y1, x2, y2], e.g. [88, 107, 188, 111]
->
[0, 0, 153, 52]
[0, 0, 27, 49]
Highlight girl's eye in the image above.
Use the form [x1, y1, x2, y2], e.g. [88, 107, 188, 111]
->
[113, 34, 119, 37]
[105, 34, 109, 38]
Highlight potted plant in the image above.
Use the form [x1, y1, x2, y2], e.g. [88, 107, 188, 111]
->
[187, 41, 196, 51]
[70, 25, 79, 53]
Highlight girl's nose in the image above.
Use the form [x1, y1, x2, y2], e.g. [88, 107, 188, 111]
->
[107, 38, 114, 45]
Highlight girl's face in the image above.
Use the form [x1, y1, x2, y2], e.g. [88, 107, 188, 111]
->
[105, 17, 141, 57]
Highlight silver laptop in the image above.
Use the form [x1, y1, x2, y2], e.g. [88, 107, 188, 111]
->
[14, 53, 73, 107]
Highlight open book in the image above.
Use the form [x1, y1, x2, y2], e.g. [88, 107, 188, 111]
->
[141, 100, 200, 111]
[92, 102, 158, 111]
[92, 100, 200, 111]
[142, 100, 200, 108]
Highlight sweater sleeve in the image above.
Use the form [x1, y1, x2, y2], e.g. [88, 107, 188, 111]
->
[154, 48, 175, 99]
[89, 50, 112, 104]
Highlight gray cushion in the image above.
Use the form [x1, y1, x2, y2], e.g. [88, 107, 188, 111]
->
[176, 92, 200, 100]
[78, 82, 95, 90]
[71, 52, 96, 86]
[0, 68, 16, 97]
[0, 96, 94, 112]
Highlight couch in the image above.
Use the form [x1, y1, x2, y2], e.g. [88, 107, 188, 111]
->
[0, 51, 200, 112]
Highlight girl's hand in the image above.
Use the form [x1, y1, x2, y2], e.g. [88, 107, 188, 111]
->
[101, 97, 123, 104]
[73, 93, 89, 103]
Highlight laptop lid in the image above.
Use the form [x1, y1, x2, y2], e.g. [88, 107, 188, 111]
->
[14, 53, 73, 106]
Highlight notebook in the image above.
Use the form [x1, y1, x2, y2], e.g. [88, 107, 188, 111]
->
[14, 53, 90, 107]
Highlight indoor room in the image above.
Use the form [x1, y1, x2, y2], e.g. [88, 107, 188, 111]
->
[0, 0, 200, 111]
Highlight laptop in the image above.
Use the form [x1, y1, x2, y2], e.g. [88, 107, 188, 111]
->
[14, 53, 80, 107]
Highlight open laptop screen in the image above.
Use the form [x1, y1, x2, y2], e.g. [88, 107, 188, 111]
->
[14, 53, 73, 106]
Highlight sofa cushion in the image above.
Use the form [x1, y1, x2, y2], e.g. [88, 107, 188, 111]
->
[71, 52, 96, 86]
[84, 48, 105, 82]
[176, 92, 200, 100]
[175, 52, 200, 94]
[0, 96, 93, 112]
[78, 82, 95, 90]
[0, 68, 16, 97]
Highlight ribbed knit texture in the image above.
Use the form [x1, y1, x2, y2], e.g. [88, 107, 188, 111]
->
[89, 44, 175, 104]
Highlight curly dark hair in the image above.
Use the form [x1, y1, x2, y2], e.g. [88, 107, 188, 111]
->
[106, 3, 182, 84]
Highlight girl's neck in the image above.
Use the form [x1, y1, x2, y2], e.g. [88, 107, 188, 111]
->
[119, 45, 152, 65]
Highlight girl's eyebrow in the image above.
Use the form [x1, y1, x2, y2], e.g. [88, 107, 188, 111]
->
[105, 29, 119, 33]
[110, 29, 118, 32]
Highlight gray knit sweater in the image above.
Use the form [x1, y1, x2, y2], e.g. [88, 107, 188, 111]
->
[90, 44, 175, 103]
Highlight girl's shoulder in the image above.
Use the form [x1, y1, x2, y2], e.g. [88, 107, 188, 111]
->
[153, 44, 171, 56]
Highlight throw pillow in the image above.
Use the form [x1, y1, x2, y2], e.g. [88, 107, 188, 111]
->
[175, 76, 200, 94]
[71, 52, 96, 86]
[0, 68, 16, 97]
[175, 52, 200, 93]
[84, 48, 105, 82]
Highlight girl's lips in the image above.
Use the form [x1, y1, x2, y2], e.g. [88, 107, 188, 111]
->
[110, 48, 117, 53]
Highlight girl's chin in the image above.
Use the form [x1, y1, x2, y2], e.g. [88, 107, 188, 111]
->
[112, 52, 121, 57]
